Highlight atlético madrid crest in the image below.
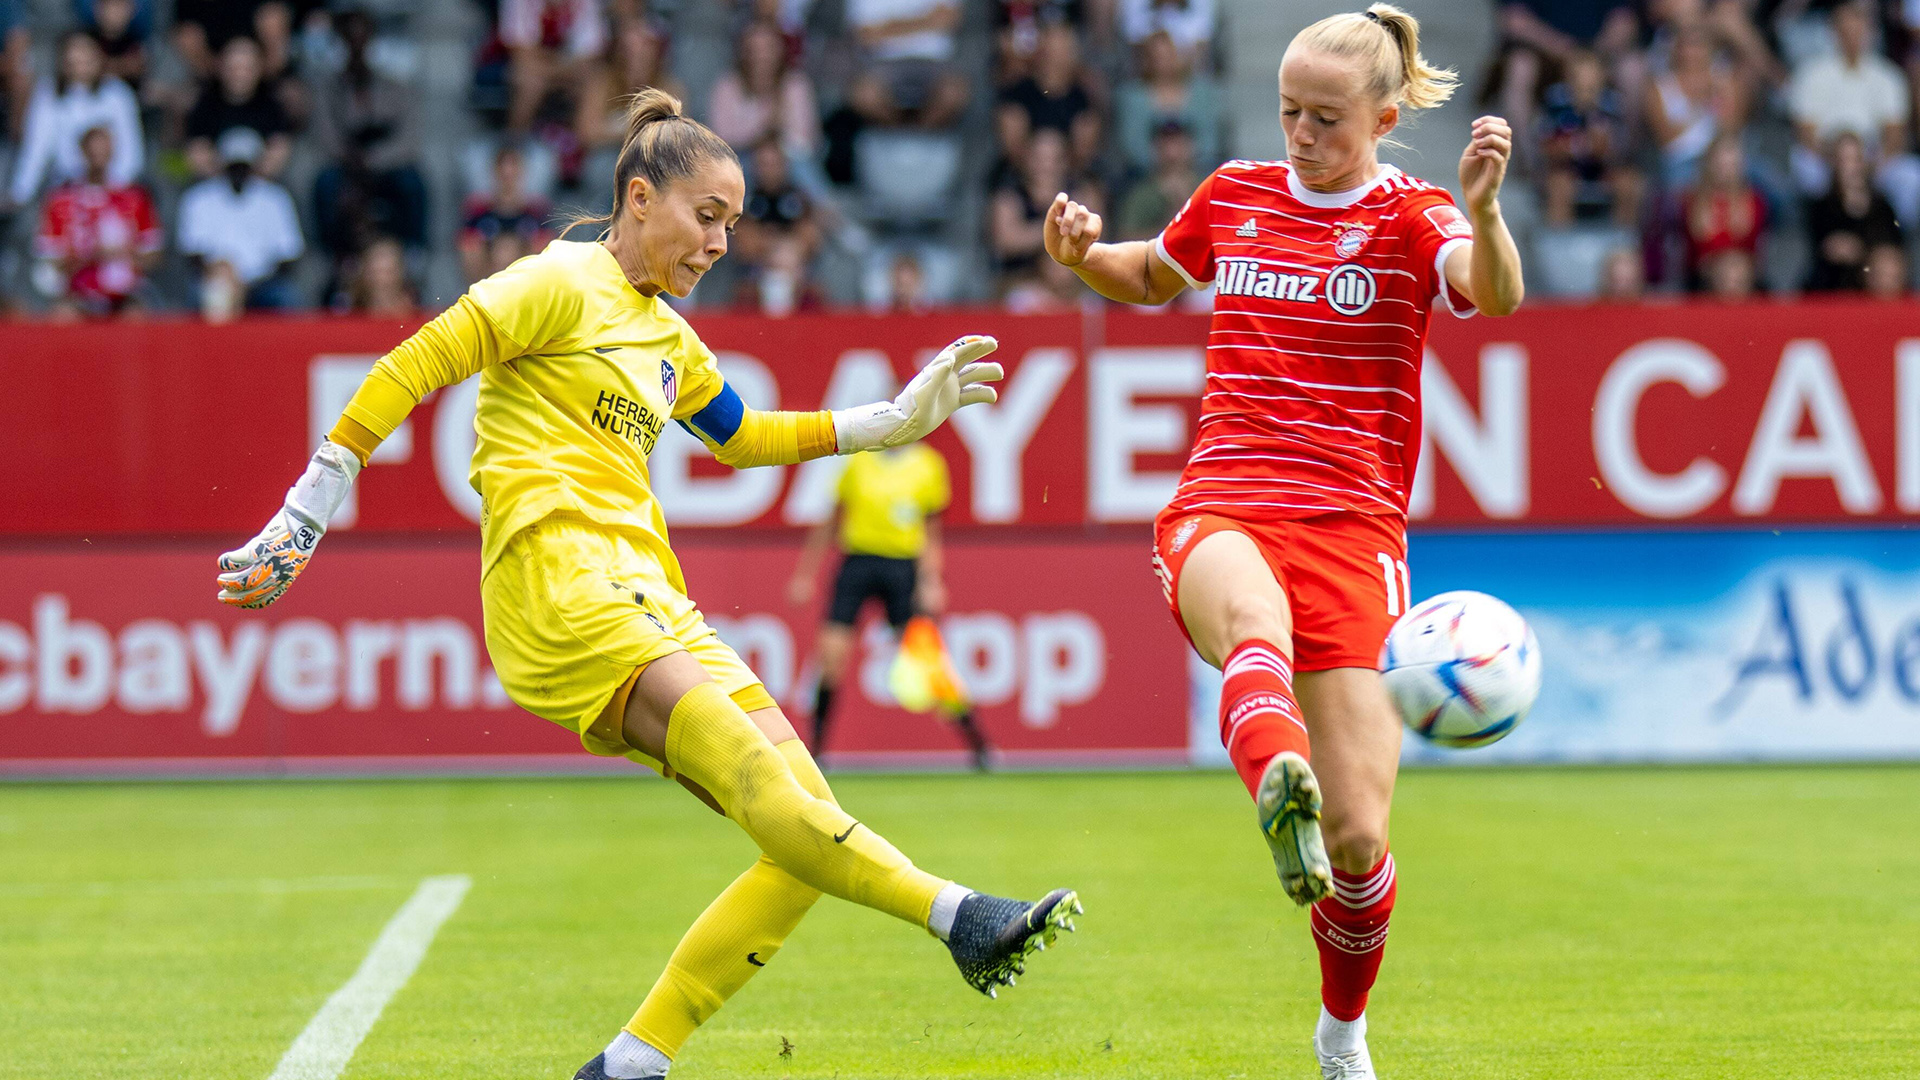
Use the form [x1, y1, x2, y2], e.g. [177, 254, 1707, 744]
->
[660, 359, 678, 405]
[1334, 226, 1370, 259]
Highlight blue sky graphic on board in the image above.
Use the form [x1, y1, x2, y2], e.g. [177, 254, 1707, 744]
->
[1189, 529, 1920, 765]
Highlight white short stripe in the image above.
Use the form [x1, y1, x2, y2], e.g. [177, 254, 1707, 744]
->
[267, 875, 471, 1080]
[1207, 371, 1417, 400]
[1204, 390, 1412, 422]
[1211, 305, 1420, 333]
[1207, 343, 1417, 369]
[1200, 243, 1417, 280]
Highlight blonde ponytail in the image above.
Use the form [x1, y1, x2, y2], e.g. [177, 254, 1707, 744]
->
[1290, 3, 1458, 112]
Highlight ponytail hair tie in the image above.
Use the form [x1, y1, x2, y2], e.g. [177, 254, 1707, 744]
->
[1363, 9, 1382, 22]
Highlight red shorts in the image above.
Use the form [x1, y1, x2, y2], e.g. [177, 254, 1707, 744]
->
[1152, 510, 1409, 671]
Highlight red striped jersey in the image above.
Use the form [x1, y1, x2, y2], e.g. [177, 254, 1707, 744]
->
[1153, 159, 1476, 523]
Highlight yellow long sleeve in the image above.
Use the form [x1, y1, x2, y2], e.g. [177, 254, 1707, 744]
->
[327, 296, 520, 465]
[705, 407, 838, 468]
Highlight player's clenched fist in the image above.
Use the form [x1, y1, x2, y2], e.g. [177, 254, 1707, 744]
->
[1044, 193, 1102, 267]
[216, 441, 361, 608]
[1459, 115, 1513, 213]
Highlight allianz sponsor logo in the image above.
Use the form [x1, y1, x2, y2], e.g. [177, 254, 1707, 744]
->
[1215, 258, 1377, 315]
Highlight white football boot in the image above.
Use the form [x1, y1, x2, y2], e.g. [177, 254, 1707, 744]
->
[1314, 1007, 1377, 1080]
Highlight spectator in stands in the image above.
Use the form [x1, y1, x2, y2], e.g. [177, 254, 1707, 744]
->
[1683, 134, 1766, 292]
[1114, 116, 1197, 240]
[1597, 247, 1646, 300]
[584, 13, 681, 188]
[706, 20, 818, 155]
[991, 127, 1100, 295]
[1003, 251, 1086, 312]
[1537, 49, 1640, 227]
[1643, 24, 1752, 186]
[31, 124, 159, 318]
[185, 36, 292, 180]
[887, 249, 930, 313]
[734, 137, 822, 315]
[251, 0, 308, 127]
[7, 31, 141, 210]
[177, 127, 305, 318]
[997, 20, 1101, 170]
[171, 0, 258, 84]
[1115, 28, 1217, 177]
[846, 0, 970, 130]
[1788, 0, 1920, 221]
[1806, 131, 1904, 292]
[460, 144, 552, 283]
[1489, 1, 1639, 145]
[2, 0, 26, 138]
[312, 8, 426, 264]
[1119, 0, 1213, 72]
[84, 0, 149, 89]
[1701, 248, 1757, 299]
[503, 0, 608, 139]
[991, 0, 1088, 85]
[344, 235, 418, 316]
[1865, 242, 1908, 298]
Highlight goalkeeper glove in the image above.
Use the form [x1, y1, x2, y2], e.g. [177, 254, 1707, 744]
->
[215, 441, 361, 608]
[834, 334, 1003, 453]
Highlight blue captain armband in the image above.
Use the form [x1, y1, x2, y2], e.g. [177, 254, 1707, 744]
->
[678, 380, 746, 448]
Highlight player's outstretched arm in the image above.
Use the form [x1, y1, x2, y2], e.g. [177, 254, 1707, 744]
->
[1448, 114, 1525, 317]
[214, 298, 515, 608]
[1044, 193, 1188, 306]
[684, 336, 1003, 466]
[834, 335, 1002, 452]
[215, 441, 360, 608]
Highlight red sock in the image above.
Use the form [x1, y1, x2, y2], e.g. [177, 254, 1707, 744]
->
[1219, 640, 1310, 797]
[1312, 851, 1397, 1021]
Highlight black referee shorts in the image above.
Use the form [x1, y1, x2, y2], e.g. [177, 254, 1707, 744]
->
[826, 554, 917, 629]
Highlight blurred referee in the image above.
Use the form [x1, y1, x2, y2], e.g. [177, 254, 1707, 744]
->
[789, 444, 991, 768]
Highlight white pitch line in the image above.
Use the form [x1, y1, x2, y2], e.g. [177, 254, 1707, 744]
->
[267, 874, 471, 1080]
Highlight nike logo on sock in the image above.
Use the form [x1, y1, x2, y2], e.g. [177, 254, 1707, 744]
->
[746, 952, 766, 967]
[834, 821, 860, 843]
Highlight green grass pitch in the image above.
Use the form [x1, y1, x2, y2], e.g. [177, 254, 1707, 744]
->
[4, 765, 1918, 1078]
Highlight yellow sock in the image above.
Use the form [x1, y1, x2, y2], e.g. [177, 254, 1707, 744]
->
[663, 684, 946, 927]
[624, 741, 841, 1056]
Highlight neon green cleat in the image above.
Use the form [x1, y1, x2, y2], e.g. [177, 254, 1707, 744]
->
[1257, 751, 1332, 906]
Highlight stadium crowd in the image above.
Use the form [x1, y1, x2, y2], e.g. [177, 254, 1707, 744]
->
[0, 0, 1913, 320]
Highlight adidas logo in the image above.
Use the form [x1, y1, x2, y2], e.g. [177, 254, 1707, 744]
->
[1235, 217, 1259, 237]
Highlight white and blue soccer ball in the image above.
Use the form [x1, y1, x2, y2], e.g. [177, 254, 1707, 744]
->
[1380, 590, 1541, 749]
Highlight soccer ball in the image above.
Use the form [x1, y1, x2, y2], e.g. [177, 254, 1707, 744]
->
[1380, 590, 1541, 749]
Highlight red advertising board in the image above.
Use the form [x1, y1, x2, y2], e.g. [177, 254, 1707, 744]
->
[0, 535, 1188, 773]
[4, 301, 1920, 535]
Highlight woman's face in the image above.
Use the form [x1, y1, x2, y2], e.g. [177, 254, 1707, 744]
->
[1025, 129, 1068, 191]
[63, 35, 104, 84]
[741, 24, 783, 85]
[1279, 47, 1392, 189]
[628, 156, 745, 298]
[1140, 31, 1179, 81]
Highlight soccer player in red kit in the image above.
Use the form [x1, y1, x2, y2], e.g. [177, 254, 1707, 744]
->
[1044, 5, 1523, 1077]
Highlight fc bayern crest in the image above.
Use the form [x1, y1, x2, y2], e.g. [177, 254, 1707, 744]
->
[660, 359, 678, 405]
[1334, 226, 1369, 258]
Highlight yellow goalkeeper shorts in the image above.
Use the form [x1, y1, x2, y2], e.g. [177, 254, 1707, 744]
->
[481, 513, 777, 770]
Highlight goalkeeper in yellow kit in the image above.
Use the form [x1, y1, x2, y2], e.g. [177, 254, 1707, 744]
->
[213, 88, 1080, 1080]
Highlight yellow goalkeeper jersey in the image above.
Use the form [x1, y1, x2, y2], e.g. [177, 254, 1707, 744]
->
[836, 444, 951, 560]
[334, 239, 832, 582]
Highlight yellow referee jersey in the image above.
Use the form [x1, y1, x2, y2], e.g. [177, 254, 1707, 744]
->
[836, 445, 951, 560]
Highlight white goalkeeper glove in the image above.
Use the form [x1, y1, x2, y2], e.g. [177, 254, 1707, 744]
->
[215, 441, 362, 608]
[834, 334, 1003, 453]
